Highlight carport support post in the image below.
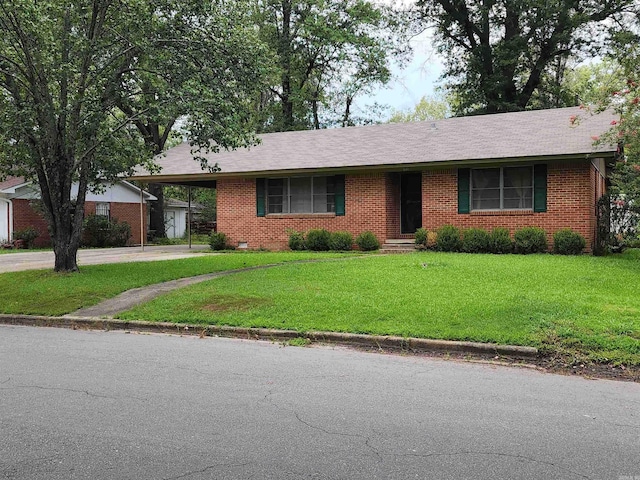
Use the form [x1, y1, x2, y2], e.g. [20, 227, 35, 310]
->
[140, 186, 145, 252]
[188, 186, 192, 249]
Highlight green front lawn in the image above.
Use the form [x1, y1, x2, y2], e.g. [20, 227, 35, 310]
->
[0, 252, 350, 315]
[118, 250, 640, 365]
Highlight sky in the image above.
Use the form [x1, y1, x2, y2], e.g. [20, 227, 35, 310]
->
[356, 30, 446, 118]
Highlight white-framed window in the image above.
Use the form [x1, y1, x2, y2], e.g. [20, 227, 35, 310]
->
[95, 202, 110, 218]
[267, 176, 335, 214]
[471, 166, 533, 210]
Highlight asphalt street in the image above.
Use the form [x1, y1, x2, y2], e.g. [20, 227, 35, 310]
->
[1, 325, 639, 479]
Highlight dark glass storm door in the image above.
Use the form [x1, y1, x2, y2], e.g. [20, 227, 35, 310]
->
[400, 173, 422, 234]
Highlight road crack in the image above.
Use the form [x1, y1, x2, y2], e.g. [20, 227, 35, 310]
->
[162, 462, 252, 480]
[1, 384, 146, 401]
[384, 450, 593, 479]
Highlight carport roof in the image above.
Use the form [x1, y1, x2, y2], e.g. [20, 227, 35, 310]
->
[130, 106, 618, 183]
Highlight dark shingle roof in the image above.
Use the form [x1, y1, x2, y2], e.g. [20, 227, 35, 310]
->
[132, 107, 618, 181]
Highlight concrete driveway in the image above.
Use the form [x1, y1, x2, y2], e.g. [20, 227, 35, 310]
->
[0, 244, 210, 273]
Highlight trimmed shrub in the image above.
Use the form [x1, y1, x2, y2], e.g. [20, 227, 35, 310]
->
[462, 228, 490, 253]
[13, 227, 40, 249]
[209, 232, 228, 251]
[305, 228, 331, 251]
[355, 231, 380, 251]
[329, 231, 353, 251]
[414, 228, 427, 248]
[489, 227, 513, 254]
[514, 227, 548, 254]
[553, 229, 586, 255]
[435, 225, 462, 252]
[82, 214, 131, 247]
[288, 230, 306, 251]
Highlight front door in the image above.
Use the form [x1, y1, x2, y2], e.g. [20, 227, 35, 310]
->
[400, 173, 422, 234]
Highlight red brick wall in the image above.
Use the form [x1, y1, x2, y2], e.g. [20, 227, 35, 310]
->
[385, 174, 400, 239]
[110, 202, 147, 245]
[11, 199, 146, 247]
[422, 160, 600, 250]
[216, 159, 602, 251]
[217, 174, 389, 250]
[12, 199, 51, 247]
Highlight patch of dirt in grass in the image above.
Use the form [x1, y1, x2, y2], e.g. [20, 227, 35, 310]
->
[200, 295, 272, 313]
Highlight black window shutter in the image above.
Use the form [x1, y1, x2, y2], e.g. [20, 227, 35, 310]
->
[458, 168, 470, 214]
[334, 175, 345, 216]
[533, 164, 547, 213]
[256, 178, 266, 217]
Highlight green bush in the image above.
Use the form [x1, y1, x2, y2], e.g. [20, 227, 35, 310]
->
[82, 214, 131, 248]
[462, 228, 490, 253]
[489, 227, 513, 254]
[435, 225, 462, 252]
[329, 231, 353, 251]
[514, 227, 548, 254]
[209, 232, 228, 251]
[305, 228, 331, 251]
[13, 227, 40, 249]
[288, 230, 306, 251]
[355, 231, 380, 251]
[414, 228, 427, 248]
[553, 229, 586, 255]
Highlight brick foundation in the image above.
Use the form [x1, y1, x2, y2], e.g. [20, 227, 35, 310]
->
[216, 159, 604, 251]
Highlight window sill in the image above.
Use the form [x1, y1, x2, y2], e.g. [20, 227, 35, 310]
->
[470, 209, 534, 216]
[265, 213, 336, 219]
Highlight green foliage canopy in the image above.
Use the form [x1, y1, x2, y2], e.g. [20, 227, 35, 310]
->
[0, 0, 268, 271]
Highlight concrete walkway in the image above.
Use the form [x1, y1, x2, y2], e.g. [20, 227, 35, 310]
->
[65, 263, 281, 318]
[0, 244, 210, 273]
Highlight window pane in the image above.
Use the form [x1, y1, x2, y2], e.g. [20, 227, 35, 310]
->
[472, 189, 500, 210]
[471, 169, 500, 210]
[503, 167, 532, 188]
[267, 179, 286, 213]
[312, 176, 335, 213]
[96, 203, 110, 217]
[503, 167, 533, 209]
[504, 188, 533, 209]
[472, 169, 500, 189]
[290, 177, 312, 213]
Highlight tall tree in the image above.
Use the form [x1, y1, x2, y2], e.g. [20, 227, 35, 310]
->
[254, 0, 412, 131]
[0, 0, 267, 271]
[417, 0, 635, 115]
[389, 94, 451, 123]
[112, 0, 267, 239]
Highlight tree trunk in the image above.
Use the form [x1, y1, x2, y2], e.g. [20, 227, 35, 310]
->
[280, 0, 295, 130]
[53, 238, 80, 272]
[148, 183, 165, 239]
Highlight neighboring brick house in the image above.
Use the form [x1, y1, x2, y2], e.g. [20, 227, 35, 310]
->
[0, 178, 155, 247]
[130, 107, 617, 252]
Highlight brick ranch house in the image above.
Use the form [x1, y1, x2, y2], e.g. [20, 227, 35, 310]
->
[131, 107, 618, 252]
[0, 177, 155, 247]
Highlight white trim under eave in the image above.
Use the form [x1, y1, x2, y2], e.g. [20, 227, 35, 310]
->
[0, 197, 13, 242]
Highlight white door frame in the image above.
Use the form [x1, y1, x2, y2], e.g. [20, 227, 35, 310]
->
[0, 198, 13, 243]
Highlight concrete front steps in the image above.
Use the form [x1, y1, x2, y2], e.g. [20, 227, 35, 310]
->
[380, 239, 416, 254]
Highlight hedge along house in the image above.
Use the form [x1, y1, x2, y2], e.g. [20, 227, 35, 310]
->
[130, 107, 618, 251]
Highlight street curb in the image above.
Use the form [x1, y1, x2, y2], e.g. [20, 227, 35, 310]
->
[0, 314, 539, 358]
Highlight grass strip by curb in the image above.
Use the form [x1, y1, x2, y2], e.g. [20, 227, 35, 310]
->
[0, 314, 539, 358]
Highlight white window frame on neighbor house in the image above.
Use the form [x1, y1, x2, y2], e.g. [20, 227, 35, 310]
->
[95, 202, 110, 218]
[266, 176, 335, 214]
[471, 166, 534, 211]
